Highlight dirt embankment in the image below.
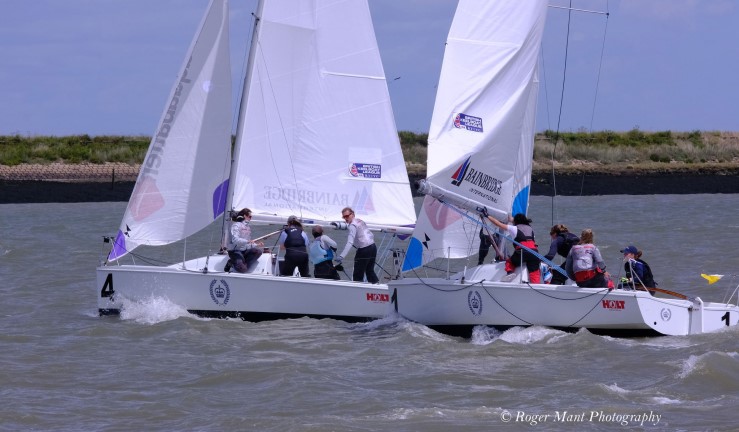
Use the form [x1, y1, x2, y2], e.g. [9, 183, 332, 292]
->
[1, 163, 739, 204]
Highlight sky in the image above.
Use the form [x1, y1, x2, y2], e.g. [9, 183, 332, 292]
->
[1, 0, 738, 137]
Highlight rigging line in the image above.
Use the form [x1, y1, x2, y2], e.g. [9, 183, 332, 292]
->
[548, 5, 609, 15]
[540, 48, 552, 131]
[438, 201, 568, 277]
[566, 289, 612, 327]
[589, 1, 611, 132]
[481, 285, 533, 325]
[551, 0, 574, 225]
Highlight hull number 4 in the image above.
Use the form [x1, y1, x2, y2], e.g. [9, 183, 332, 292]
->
[101, 273, 114, 298]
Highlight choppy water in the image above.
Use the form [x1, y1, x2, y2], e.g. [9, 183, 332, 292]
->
[1, 195, 738, 431]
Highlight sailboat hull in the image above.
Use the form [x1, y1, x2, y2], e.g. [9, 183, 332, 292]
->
[389, 264, 739, 337]
[97, 254, 393, 322]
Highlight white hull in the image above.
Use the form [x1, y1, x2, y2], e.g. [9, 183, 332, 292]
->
[389, 263, 739, 337]
[97, 254, 392, 322]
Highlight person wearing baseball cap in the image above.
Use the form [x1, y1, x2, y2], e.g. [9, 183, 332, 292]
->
[619, 245, 656, 290]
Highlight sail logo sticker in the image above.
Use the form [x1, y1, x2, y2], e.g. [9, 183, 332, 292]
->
[468, 290, 483, 316]
[660, 308, 672, 321]
[209, 279, 230, 306]
[350, 163, 382, 179]
[451, 157, 472, 186]
[453, 113, 483, 132]
[352, 187, 375, 216]
[450, 157, 503, 203]
[129, 176, 165, 221]
[366, 293, 389, 303]
[602, 300, 625, 310]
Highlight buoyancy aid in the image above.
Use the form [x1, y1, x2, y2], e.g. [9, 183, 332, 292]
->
[507, 224, 540, 275]
[557, 232, 579, 257]
[624, 258, 656, 287]
[513, 224, 536, 245]
[308, 238, 334, 264]
[283, 227, 306, 251]
[638, 259, 657, 287]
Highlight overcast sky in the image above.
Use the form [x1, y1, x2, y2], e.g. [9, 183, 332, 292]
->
[1, 0, 737, 137]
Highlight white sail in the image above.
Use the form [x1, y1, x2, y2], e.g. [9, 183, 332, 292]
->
[229, 0, 415, 229]
[404, 0, 547, 270]
[109, 0, 232, 261]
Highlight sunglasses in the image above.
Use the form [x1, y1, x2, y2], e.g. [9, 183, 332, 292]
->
[341, 213, 352, 219]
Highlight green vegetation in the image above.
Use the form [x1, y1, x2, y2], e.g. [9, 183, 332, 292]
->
[0, 134, 150, 166]
[2, 130, 738, 175]
[534, 129, 739, 170]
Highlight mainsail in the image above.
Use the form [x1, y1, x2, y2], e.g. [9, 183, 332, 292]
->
[109, 0, 232, 261]
[404, 0, 547, 270]
[229, 0, 416, 229]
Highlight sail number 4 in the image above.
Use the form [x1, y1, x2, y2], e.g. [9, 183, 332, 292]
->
[101, 273, 115, 298]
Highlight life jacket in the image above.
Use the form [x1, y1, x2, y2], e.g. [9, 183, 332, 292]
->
[569, 244, 597, 273]
[513, 224, 536, 248]
[308, 237, 334, 264]
[624, 259, 657, 288]
[638, 259, 656, 287]
[283, 227, 306, 251]
[557, 232, 579, 257]
[507, 224, 540, 273]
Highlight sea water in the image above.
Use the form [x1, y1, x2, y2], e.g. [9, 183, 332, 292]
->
[0, 195, 737, 431]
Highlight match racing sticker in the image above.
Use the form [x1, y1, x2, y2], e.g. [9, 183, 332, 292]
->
[660, 308, 672, 321]
[453, 113, 483, 133]
[468, 290, 483, 316]
[350, 163, 381, 179]
[210, 279, 231, 306]
[601, 299, 625, 310]
[366, 293, 389, 303]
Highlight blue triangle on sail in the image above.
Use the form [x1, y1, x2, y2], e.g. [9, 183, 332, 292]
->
[108, 230, 127, 262]
[212, 179, 229, 219]
[511, 185, 530, 216]
[402, 237, 424, 271]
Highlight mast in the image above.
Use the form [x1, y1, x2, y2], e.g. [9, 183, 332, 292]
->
[224, 0, 266, 219]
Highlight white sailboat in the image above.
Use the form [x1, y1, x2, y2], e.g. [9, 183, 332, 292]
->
[97, 0, 416, 322]
[388, 0, 739, 337]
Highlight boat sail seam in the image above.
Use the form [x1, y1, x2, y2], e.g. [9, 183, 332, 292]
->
[448, 37, 520, 49]
[321, 70, 385, 80]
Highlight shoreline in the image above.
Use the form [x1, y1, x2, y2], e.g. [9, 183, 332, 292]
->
[2, 169, 738, 204]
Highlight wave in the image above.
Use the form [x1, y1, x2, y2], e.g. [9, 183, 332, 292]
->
[118, 295, 204, 324]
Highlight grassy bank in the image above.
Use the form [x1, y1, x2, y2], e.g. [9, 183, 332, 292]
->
[2, 130, 739, 176]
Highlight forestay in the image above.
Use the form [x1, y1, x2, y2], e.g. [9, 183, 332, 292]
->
[109, 0, 232, 261]
[404, 0, 547, 270]
[229, 0, 416, 229]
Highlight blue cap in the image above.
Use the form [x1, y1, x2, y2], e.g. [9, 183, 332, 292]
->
[620, 245, 638, 254]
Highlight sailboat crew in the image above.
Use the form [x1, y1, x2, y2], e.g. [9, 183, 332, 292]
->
[309, 226, 340, 280]
[337, 207, 379, 283]
[482, 210, 541, 283]
[565, 229, 611, 288]
[278, 215, 310, 277]
[619, 245, 656, 289]
[545, 224, 580, 284]
[226, 208, 263, 273]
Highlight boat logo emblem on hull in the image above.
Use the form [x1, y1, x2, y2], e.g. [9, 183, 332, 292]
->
[468, 290, 483, 316]
[660, 308, 672, 321]
[210, 279, 231, 306]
